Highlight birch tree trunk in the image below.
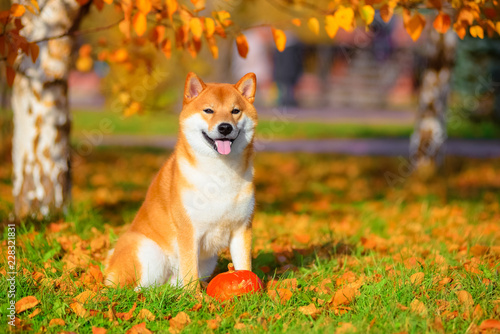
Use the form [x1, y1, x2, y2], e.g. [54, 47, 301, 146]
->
[12, 0, 83, 218]
[409, 27, 457, 172]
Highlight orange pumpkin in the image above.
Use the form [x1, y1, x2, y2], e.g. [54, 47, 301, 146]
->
[207, 263, 264, 302]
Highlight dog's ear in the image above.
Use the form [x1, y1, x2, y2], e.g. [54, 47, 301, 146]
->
[184, 72, 206, 103]
[235, 73, 256, 104]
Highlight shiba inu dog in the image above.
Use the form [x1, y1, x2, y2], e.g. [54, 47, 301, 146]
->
[104, 72, 258, 290]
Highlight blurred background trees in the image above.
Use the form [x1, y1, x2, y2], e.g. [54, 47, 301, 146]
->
[1, 0, 499, 219]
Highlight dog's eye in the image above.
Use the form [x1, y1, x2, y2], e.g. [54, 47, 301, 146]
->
[203, 108, 214, 114]
[231, 108, 240, 114]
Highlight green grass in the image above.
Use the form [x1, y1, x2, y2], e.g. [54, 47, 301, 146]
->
[1, 149, 499, 333]
[72, 109, 500, 140]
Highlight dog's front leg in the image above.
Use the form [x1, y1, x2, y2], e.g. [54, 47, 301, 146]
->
[229, 222, 252, 271]
[178, 230, 200, 291]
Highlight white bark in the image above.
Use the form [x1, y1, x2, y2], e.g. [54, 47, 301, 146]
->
[410, 28, 457, 170]
[12, 0, 81, 218]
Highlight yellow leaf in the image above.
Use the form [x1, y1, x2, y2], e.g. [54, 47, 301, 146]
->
[403, 10, 426, 41]
[205, 17, 215, 37]
[10, 4, 25, 17]
[470, 25, 484, 39]
[410, 272, 424, 285]
[325, 15, 339, 38]
[30, 0, 40, 11]
[16, 296, 39, 313]
[215, 10, 231, 26]
[360, 5, 375, 25]
[308, 17, 320, 35]
[236, 34, 249, 58]
[76, 56, 93, 72]
[103, 0, 113, 4]
[136, 0, 151, 14]
[433, 12, 451, 33]
[189, 17, 203, 40]
[124, 102, 141, 117]
[29, 43, 39, 63]
[291, 18, 301, 27]
[166, 0, 178, 20]
[132, 12, 147, 36]
[335, 7, 354, 32]
[272, 28, 286, 52]
[496, 22, 500, 35]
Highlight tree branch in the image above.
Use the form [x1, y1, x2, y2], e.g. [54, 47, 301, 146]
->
[31, 19, 122, 44]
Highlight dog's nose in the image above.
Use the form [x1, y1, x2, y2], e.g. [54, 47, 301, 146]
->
[218, 123, 233, 136]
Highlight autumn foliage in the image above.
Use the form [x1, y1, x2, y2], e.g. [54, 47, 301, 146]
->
[1, 150, 499, 332]
[2, 0, 500, 89]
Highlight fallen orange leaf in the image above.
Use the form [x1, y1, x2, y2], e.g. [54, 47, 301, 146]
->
[169, 311, 191, 330]
[331, 287, 359, 306]
[457, 290, 474, 308]
[48, 318, 65, 326]
[479, 319, 500, 330]
[70, 302, 88, 318]
[16, 296, 39, 313]
[126, 322, 152, 334]
[116, 302, 137, 321]
[268, 288, 292, 304]
[410, 298, 427, 317]
[74, 290, 96, 304]
[92, 327, 107, 334]
[298, 303, 320, 317]
[410, 272, 425, 286]
[27, 308, 41, 318]
[137, 308, 155, 321]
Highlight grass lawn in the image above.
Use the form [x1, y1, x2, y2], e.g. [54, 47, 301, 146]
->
[1, 148, 499, 333]
[72, 109, 500, 140]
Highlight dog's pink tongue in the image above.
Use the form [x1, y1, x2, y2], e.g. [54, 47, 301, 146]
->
[215, 140, 231, 155]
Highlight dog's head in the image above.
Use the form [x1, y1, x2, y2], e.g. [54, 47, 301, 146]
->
[179, 72, 258, 157]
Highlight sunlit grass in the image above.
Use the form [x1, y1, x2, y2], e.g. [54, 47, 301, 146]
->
[1, 148, 499, 333]
[72, 109, 500, 140]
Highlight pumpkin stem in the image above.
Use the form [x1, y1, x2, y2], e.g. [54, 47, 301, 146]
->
[228, 263, 235, 273]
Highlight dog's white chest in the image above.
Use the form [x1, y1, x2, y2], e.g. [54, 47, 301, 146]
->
[179, 157, 254, 253]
